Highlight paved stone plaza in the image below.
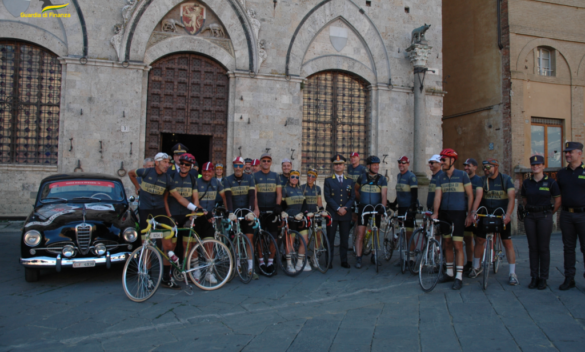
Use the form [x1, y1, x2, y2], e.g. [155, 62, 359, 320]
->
[1, 224, 584, 352]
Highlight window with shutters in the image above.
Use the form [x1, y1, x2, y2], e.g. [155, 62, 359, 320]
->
[531, 117, 563, 168]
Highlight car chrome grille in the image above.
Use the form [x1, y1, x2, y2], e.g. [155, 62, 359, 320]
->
[76, 224, 92, 255]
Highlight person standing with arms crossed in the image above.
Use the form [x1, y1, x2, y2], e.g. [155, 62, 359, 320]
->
[462, 158, 482, 273]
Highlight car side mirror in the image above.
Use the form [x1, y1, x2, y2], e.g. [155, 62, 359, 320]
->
[128, 196, 135, 202]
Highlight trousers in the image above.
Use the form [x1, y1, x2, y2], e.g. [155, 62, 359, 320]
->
[559, 211, 585, 279]
[327, 220, 351, 263]
[524, 211, 553, 279]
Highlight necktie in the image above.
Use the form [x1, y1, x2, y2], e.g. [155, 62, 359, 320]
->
[338, 176, 343, 184]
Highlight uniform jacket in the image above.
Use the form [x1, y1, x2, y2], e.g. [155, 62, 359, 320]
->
[324, 174, 356, 221]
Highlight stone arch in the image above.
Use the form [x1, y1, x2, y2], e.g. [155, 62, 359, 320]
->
[515, 38, 574, 79]
[0, 22, 68, 57]
[302, 55, 376, 85]
[577, 53, 585, 81]
[286, 0, 390, 84]
[144, 36, 235, 71]
[122, 0, 255, 71]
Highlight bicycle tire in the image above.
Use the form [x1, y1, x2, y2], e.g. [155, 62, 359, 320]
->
[255, 230, 279, 276]
[419, 239, 442, 292]
[186, 239, 233, 291]
[399, 229, 407, 274]
[279, 229, 307, 277]
[483, 237, 492, 290]
[235, 233, 254, 284]
[373, 228, 380, 273]
[408, 229, 426, 275]
[308, 229, 330, 274]
[493, 234, 502, 274]
[122, 245, 163, 303]
[382, 221, 395, 261]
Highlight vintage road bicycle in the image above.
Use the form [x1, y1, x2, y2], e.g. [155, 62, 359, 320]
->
[474, 206, 506, 290]
[278, 215, 308, 276]
[254, 211, 281, 277]
[359, 204, 391, 273]
[305, 211, 332, 273]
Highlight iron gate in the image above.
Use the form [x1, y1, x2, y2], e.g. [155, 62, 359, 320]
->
[146, 54, 228, 162]
[302, 71, 370, 174]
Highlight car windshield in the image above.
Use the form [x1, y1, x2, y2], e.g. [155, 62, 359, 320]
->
[39, 180, 125, 203]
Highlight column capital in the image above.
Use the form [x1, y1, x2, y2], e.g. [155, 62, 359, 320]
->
[405, 44, 432, 68]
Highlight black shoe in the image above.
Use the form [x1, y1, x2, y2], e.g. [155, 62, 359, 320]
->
[528, 277, 538, 289]
[463, 262, 473, 274]
[438, 273, 454, 283]
[371, 254, 376, 265]
[559, 277, 575, 291]
[355, 257, 362, 269]
[265, 264, 274, 275]
[408, 260, 415, 270]
[452, 279, 462, 290]
[161, 279, 181, 290]
[341, 262, 350, 269]
[537, 279, 547, 290]
[258, 263, 267, 275]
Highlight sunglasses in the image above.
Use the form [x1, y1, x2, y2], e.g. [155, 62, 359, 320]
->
[483, 165, 492, 170]
[290, 175, 299, 179]
[261, 159, 272, 163]
[428, 161, 438, 165]
[179, 162, 192, 167]
[307, 175, 317, 178]
[233, 164, 244, 169]
[398, 161, 408, 165]
[440, 158, 447, 162]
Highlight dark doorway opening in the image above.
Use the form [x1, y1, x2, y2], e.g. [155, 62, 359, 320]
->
[161, 133, 210, 166]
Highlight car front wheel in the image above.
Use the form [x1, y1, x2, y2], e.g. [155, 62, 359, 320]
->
[25, 267, 40, 282]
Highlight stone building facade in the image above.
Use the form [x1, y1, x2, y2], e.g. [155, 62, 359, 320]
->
[0, 0, 444, 217]
[442, 0, 585, 233]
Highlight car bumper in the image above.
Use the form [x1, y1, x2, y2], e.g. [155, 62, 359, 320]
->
[20, 251, 130, 269]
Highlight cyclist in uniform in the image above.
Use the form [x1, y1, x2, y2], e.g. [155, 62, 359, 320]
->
[167, 143, 189, 175]
[251, 159, 261, 173]
[354, 156, 388, 268]
[194, 162, 226, 284]
[470, 158, 519, 286]
[223, 156, 258, 279]
[129, 152, 198, 289]
[426, 154, 443, 211]
[279, 170, 312, 272]
[392, 155, 418, 265]
[348, 152, 367, 246]
[279, 158, 293, 186]
[462, 158, 482, 273]
[431, 149, 474, 290]
[253, 153, 282, 275]
[214, 163, 225, 207]
[301, 168, 324, 213]
[244, 158, 253, 175]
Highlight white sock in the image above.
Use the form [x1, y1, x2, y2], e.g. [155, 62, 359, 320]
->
[446, 262, 454, 277]
[456, 266, 463, 280]
[509, 263, 516, 275]
[268, 258, 273, 266]
[258, 258, 264, 265]
[473, 258, 480, 269]
[247, 259, 253, 269]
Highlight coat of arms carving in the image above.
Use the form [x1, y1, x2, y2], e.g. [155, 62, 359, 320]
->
[181, 3, 206, 35]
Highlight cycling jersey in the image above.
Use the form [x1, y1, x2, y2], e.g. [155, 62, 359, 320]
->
[396, 170, 418, 208]
[357, 173, 388, 206]
[224, 173, 255, 211]
[468, 174, 483, 202]
[167, 172, 197, 216]
[435, 169, 471, 211]
[481, 173, 515, 211]
[278, 173, 289, 186]
[136, 168, 175, 210]
[300, 183, 322, 212]
[281, 184, 306, 215]
[254, 170, 281, 211]
[427, 170, 444, 209]
[195, 177, 224, 213]
[347, 164, 367, 183]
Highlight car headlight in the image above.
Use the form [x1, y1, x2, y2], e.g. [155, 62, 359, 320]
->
[62, 245, 75, 258]
[95, 243, 106, 256]
[24, 230, 42, 247]
[123, 227, 137, 243]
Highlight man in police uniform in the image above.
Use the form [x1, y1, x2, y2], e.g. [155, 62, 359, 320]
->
[324, 154, 356, 269]
[557, 141, 585, 290]
[167, 143, 189, 175]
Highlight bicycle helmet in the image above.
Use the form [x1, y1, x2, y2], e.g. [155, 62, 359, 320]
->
[179, 153, 196, 164]
[440, 148, 458, 161]
[307, 168, 318, 177]
[366, 155, 381, 165]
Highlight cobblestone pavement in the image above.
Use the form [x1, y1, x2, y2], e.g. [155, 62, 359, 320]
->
[1, 229, 584, 352]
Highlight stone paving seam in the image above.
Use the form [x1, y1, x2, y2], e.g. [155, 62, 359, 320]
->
[510, 290, 560, 351]
[285, 319, 308, 352]
[444, 292, 465, 351]
[488, 290, 531, 351]
[370, 302, 385, 352]
[326, 310, 348, 352]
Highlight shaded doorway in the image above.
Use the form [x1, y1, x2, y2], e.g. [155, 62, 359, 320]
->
[161, 132, 210, 166]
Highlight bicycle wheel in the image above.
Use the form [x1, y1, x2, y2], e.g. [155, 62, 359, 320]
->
[186, 239, 233, 291]
[382, 221, 395, 261]
[255, 230, 279, 277]
[235, 233, 254, 284]
[122, 245, 163, 303]
[493, 234, 502, 274]
[419, 239, 442, 292]
[408, 229, 426, 275]
[373, 229, 380, 273]
[482, 236, 492, 290]
[307, 229, 330, 274]
[399, 229, 407, 274]
[279, 230, 307, 277]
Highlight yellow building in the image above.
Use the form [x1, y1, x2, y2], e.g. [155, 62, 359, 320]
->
[442, 0, 585, 232]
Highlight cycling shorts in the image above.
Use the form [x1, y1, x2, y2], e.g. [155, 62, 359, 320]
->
[438, 210, 466, 242]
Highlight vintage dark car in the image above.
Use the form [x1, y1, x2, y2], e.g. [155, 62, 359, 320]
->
[20, 173, 139, 282]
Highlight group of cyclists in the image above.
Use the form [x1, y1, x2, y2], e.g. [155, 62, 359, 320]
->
[128, 140, 585, 293]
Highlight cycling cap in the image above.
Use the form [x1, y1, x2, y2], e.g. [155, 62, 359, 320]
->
[350, 152, 359, 157]
[427, 155, 441, 163]
[397, 155, 410, 163]
[282, 158, 292, 164]
[290, 170, 300, 177]
[367, 155, 381, 165]
[244, 158, 253, 163]
[483, 158, 499, 166]
[233, 156, 244, 164]
[215, 163, 224, 169]
[463, 158, 478, 166]
[251, 159, 260, 166]
[154, 152, 169, 162]
[201, 162, 214, 171]
[307, 168, 318, 177]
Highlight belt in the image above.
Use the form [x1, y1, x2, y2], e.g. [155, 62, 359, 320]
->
[563, 206, 585, 213]
[526, 205, 550, 212]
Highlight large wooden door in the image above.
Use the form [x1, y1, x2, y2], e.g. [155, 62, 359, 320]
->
[146, 54, 228, 162]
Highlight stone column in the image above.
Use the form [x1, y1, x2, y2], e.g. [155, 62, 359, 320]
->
[406, 42, 432, 185]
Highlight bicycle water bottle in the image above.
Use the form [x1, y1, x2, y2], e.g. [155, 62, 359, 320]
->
[366, 228, 372, 237]
[168, 251, 179, 265]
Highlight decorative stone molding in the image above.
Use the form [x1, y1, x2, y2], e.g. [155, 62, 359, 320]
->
[110, 0, 140, 61]
[405, 43, 432, 68]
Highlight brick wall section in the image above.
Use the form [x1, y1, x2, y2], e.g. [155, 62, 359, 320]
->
[501, 0, 512, 175]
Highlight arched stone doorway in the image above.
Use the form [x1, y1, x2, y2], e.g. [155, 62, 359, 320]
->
[146, 53, 228, 165]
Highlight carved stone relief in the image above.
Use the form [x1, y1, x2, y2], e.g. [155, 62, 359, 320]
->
[110, 0, 140, 61]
